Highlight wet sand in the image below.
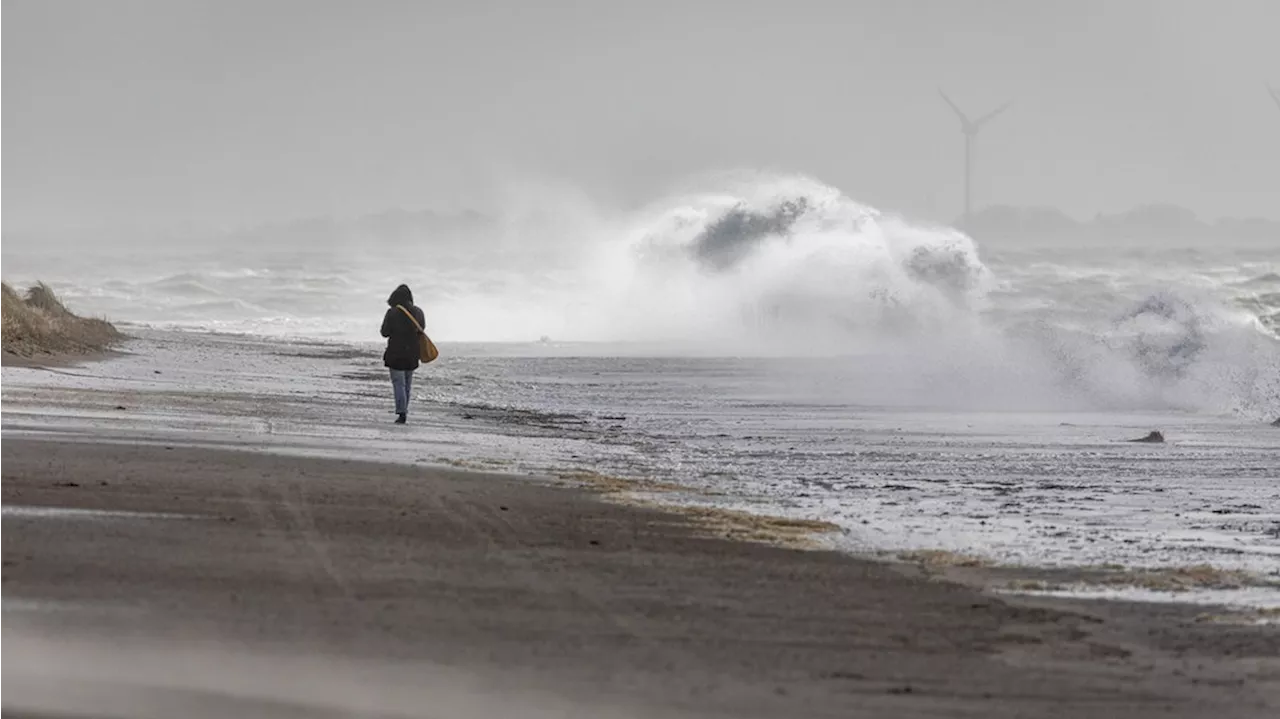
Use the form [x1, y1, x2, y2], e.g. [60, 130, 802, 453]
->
[3, 438, 1278, 718]
[0, 348, 121, 368]
[6, 329, 1276, 585]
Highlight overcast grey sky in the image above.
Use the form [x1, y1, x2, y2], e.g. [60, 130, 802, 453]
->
[4, 0, 1279, 236]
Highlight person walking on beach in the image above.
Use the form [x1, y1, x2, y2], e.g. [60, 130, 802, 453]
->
[381, 284, 427, 424]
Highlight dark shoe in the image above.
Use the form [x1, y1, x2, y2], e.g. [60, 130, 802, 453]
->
[395, 413, 407, 424]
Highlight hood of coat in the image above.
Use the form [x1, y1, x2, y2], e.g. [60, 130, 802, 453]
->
[387, 284, 414, 307]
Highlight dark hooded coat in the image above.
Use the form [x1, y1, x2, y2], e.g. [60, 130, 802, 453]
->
[381, 284, 427, 371]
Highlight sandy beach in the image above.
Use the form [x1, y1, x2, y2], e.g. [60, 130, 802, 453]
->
[2, 436, 1278, 717]
[2, 330, 1278, 717]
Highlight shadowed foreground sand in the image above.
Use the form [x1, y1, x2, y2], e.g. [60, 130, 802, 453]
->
[3, 439, 1277, 718]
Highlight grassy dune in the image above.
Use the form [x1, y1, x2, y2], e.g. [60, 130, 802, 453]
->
[1, 282, 122, 358]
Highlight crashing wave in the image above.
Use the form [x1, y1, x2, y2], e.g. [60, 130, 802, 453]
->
[598, 175, 992, 344]
[12, 170, 1276, 419]
[691, 197, 814, 270]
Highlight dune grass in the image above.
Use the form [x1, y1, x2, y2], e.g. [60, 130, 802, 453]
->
[1, 282, 122, 358]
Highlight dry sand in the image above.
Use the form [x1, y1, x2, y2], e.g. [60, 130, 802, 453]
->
[3, 439, 1277, 718]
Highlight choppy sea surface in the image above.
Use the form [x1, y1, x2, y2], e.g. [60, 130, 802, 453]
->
[4, 173, 1278, 603]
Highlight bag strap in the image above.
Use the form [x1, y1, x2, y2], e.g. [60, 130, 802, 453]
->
[396, 304, 425, 334]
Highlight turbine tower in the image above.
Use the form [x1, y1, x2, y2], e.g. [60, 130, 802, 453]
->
[938, 89, 1012, 229]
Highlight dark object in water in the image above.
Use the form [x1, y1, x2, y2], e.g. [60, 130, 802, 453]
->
[1271, 418, 1280, 427]
[1127, 431, 1165, 444]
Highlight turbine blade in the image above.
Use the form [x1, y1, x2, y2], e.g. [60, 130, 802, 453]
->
[1270, 84, 1280, 111]
[937, 88, 972, 125]
[973, 100, 1014, 129]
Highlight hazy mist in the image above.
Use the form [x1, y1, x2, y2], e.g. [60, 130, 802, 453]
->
[5, 0, 1280, 240]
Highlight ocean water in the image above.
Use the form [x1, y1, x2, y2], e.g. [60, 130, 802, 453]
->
[4, 173, 1278, 599]
[6, 174, 1277, 351]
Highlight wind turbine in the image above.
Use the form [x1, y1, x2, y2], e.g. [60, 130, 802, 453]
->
[938, 88, 1013, 229]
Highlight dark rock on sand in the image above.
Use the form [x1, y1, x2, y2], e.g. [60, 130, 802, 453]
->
[1127, 431, 1165, 444]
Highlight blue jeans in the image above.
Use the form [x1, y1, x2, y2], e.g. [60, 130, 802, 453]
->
[389, 369, 414, 415]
